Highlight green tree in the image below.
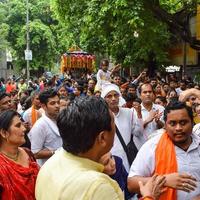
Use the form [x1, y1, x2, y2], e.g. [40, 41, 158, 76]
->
[0, 1, 9, 51]
[1, 0, 74, 73]
[53, 0, 199, 74]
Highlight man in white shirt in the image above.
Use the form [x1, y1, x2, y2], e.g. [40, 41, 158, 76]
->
[176, 80, 187, 96]
[101, 83, 143, 171]
[128, 101, 200, 200]
[23, 91, 42, 128]
[29, 89, 62, 166]
[137, 83, 164, 146]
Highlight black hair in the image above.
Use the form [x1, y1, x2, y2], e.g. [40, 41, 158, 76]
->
[100, 59, 109, 67]
[57, 84, 67, 93]
[0, 92, 9, 101]
[39, 89, 57, 105]
[127, 84, 136, 89]
[57, 96, 112, 154]
[138, 83, 153, 94]
[133, 98, 142, 104]
[0, 110, 20, 131]
[59, 96, 69, 101]
[75, 85, 84, 93]
[180, 80, 187, 84]
[30, 91, 40, 100]
[164, 101, 193, 123]
[168, 97, 179, 105]
[125, 93, 135, 102]
[23, 96, 32, 110]
[167, 89, 177, 97]
[155, 96, 167, 105]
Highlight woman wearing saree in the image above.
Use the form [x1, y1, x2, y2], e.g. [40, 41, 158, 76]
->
[0, 110, 39, 200]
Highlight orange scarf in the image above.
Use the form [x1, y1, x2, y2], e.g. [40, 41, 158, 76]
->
[155, 132, 177, 200]
[31, 106, 37, 126]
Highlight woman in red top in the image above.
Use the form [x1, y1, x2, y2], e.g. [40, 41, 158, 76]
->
[0, 110, 39, 200]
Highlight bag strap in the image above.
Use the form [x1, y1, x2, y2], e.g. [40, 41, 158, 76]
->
[115, 125, 129, 155]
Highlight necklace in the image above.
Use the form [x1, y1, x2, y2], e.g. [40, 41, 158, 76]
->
[0, 150, 20, 161]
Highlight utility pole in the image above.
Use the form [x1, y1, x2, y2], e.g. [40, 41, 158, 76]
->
[26, 0, 30, 81]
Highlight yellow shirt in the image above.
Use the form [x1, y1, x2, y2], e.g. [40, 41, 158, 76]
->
[36, 149, 123, 200]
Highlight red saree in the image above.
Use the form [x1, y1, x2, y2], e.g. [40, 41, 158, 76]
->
[0, 149, 39, 200]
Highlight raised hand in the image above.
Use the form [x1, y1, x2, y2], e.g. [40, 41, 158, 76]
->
[139, 174, 166, 200]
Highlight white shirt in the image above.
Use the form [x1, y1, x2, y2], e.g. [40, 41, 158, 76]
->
[193, 123, 200, 137]
[29, 115, 63, 166]
[130, 108, 146, 150]
[129, 133, 200, 200]
[111, 107, 143, 172]
[96, 69, 111, 90]
[176, 87, 183, 96]
[141, 103, 164, 140]
[23, 107, 41, 127]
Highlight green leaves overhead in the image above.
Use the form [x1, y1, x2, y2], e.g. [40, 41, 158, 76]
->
[1, 0, 198, 73]
[52, 0, 198, 69]
[1, 0, 70, 72]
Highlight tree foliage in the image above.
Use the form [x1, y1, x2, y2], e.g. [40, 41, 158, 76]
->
[0, 2, 9, 51]
[1, 0, 199, 73]
[53, 0, 199, 71]
[0, 0, 73, 72]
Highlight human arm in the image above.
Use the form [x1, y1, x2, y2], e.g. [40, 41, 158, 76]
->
[34, 148, 54, 159]
[127, 139, 156, 193]
[29, 123, 54, 159]
[131, 108, 144, 137]
[132, 71, 146, 85]
[128, 172, 197, 195]
[110, 64, 121, 76]
[128, 176, 152, 193]
[143, 110, 157, 128]
[164, 173, 197, 192]
[154, 111, 164, 129]
[132, 103, 142, 119]
[139, 174, 166, 200]
[144, 109, 164, 129]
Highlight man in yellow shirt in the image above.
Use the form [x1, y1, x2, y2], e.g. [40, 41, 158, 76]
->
[35, 96, 123, 200]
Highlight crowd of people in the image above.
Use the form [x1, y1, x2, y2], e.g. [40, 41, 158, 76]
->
[0, 58, 200, 200]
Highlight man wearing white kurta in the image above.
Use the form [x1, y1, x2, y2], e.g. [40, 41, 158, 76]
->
[128, 101, 200, 200]
[101, 84, 143, 172]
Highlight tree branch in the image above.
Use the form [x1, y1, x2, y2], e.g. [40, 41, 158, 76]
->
[144, 0, 200, 50]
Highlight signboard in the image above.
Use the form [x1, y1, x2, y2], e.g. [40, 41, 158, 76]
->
[24, 50, 32, 60]
[166, 65, 181, 72]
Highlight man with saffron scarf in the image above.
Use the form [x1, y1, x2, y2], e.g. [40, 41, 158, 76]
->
[23, 91, 42, 128]
[128, 101, 200, 200]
